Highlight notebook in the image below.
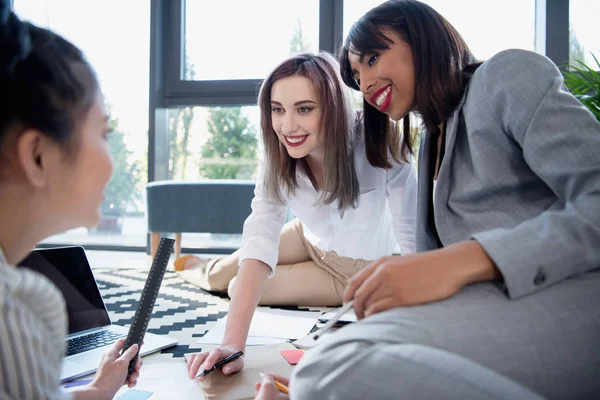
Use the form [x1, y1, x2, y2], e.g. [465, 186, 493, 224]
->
[19, 246, 178, 382]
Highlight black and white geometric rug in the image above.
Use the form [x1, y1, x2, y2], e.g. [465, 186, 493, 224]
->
[94, 268, 329, 359]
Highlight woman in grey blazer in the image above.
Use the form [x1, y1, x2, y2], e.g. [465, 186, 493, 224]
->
[255, 1, 600, 399]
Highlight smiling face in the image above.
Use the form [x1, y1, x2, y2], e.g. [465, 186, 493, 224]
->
[348, 28, 416, 121]
[270, 75, 325, 161]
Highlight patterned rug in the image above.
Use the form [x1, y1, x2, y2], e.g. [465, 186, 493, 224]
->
[94, 268, 329, 359]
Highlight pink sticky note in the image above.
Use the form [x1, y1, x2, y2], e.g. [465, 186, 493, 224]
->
[281, 349, 304, 365]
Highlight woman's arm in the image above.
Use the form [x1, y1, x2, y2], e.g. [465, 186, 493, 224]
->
[471, 49, 600, 298]
[222, 259, 271, 349]
[187, 156, 287, 379]
[186, 259, 271, 380]
[344, 240, 502, 319]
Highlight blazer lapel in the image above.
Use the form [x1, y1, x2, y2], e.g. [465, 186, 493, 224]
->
[416, 88, 470, 251]
[415, 129, 440, 251]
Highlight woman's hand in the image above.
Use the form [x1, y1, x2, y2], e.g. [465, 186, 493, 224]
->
[254, 373, 290, 400]
[186, 345, 245, 382]
[86, 339, 142, 398]
[344, 241, 501, 319]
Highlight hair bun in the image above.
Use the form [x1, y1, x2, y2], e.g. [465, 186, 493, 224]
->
[0, 0, 32, 76]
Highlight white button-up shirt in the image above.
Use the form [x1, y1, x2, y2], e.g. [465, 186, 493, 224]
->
[239, 136, 418, 272]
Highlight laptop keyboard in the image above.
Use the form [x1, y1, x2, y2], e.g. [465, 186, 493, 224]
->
[66, 330, 125, 356]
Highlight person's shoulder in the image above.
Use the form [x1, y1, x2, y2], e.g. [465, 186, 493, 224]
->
[473, 49, 561, 89]
[484, 48, 554, 66]
[0, 262, 65, 314]
[467, 49, 563, 113]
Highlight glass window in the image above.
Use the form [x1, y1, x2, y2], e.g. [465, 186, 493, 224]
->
[343, 0, 535, 60]
[167, 106, 261, 181]
[569, 0, 600, 67]
[166, 105, 261, 250]
[184, 0, 319, 81]
[14, 0, 150, 247]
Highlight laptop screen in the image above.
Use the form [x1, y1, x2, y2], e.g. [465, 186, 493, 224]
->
[19, 246, 111, 335]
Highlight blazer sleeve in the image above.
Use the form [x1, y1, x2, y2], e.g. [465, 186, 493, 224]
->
[238, 155, 288, 273]
[471, 50, 600, 298]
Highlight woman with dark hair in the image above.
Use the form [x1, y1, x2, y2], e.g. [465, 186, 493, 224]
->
[185, 51, 417, 380]
[0, 2, 142, 398]
[255, 1, 600, 399]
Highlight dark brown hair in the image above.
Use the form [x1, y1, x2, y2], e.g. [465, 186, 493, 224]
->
[257, 51, 360, 210]
[339, 0, 481, 160]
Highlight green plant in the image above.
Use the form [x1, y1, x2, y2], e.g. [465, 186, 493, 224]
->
[563, 53, 600, 122]
[199, 107, 258, 179]
[102, 118, 140, 214]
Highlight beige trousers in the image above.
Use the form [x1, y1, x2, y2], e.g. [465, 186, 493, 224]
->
[202, 219, 371, 306]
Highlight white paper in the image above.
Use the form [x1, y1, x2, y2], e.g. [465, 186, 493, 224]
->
[198, 318, 288, 346]
[197, 307, 322, 345]
[113, 358, 205, 400]
[248, 308, 322, 338]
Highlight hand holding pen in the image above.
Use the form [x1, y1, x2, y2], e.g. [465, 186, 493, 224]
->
[255, 373, 290, 399]
[186, 346, 245, 381]
[195, 350, 244, 378]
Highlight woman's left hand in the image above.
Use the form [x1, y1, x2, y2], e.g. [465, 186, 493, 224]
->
[86, 339, 143, 398]
[344, 241, 500, 319]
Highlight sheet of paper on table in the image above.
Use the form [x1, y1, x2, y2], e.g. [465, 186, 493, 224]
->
[198, 307, 322, 345]
[114, 357, 205, 400]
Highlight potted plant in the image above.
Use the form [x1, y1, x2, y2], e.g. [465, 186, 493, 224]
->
[563, 53, 600, 122]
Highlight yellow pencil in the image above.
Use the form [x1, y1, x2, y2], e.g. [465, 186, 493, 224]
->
[273, 379, 289, 394]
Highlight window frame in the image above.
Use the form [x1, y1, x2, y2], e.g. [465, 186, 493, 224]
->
[18, 0, 569, 253]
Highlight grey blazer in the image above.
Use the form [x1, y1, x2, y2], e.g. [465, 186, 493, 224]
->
[417, 49, 600, 299]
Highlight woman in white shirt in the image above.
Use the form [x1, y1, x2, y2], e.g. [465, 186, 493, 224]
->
[185, 52, 417, 379]
[0, 4, 142, 399]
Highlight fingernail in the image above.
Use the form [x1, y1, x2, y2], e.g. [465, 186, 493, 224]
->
[223, 367, 229, 374]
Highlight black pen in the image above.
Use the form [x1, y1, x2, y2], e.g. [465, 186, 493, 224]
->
[194, 351, 244, 378]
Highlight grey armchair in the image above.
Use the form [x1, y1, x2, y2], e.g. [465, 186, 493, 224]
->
[146, 180, 255, 259]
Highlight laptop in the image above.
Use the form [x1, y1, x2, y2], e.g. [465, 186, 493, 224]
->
[19, 246, 178, 382]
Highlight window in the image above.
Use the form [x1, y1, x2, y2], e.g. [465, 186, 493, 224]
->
[13, 0, 568, 252]
[15, 0, 150, 248]
[343, 0, 535, 60]
[167, 106, 261, 181]
[164, 105, 260, 250]
[184, 0, 320, 81]
[343, 0, 386, 38]
[569, 0, 600, 67]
